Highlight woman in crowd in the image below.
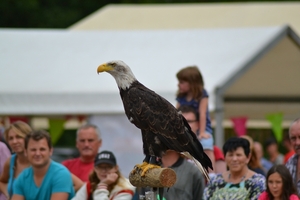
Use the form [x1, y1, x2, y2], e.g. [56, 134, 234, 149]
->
[258, 164, 298, 200]
[203, 137, 266, 200]
[0, 121, 32, 198]
[72, 150, 135, 200]
[241, 135, 266, 176]
[0, 121, 83, 199]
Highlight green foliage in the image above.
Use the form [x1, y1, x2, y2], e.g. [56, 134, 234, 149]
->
[53, 129, 76, 147]
[1, 0, 299, 28]
[0, 0, 114, 28]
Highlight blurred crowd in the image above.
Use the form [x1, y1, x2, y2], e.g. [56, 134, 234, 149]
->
[1, 119, 299, 200]
[0, 65, 299, 200]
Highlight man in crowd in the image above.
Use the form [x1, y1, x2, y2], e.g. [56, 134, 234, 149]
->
[286, 118, 300, 196]
[177, 105, 224, 176]
[265, 137, 284, 165]
[283, 131, 295, 163]
[160, 150, 205, 200]
[11, 130, 74, 200]
[253, 141, 273, 174]
[136, 106, 206, 199]
[62, 124, 102, 182]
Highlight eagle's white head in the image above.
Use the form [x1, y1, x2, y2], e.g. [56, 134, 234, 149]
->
[97, 60, 137, 90]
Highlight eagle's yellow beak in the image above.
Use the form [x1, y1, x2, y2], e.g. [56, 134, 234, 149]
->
[97, 63, 113, 74]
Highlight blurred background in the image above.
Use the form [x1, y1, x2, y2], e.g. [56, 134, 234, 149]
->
[1, 0, 300, 177]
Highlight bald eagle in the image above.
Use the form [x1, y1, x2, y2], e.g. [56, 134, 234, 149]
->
[97, 60, 212, 179]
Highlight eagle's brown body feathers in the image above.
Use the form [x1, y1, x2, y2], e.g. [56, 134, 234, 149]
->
[121, 80, 212, 171]
[97, 60, 212, 176]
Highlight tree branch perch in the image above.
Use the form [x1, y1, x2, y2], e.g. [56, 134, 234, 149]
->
[129, 167, 176, 188]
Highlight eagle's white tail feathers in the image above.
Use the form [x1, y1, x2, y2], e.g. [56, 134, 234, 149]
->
[180, 152, 210, 181]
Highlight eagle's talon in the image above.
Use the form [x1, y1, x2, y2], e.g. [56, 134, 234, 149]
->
[140, 163, 161, 176]
[132, 162, 161, 176]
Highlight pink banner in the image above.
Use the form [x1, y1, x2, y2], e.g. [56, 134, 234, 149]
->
[231, 117, 248, 137]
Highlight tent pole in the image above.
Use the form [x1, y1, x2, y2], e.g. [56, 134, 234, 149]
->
[215, 88, 224, 148]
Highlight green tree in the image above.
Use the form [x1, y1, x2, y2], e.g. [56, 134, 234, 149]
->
[0, 0, 117, 28]
[1, 0, 299, 28]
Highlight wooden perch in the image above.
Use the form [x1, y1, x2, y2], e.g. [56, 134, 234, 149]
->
[129, 167, 176, 188]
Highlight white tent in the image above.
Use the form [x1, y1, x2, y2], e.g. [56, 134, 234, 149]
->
[67, 2, 300, 149]
[1, 25, 300, 149]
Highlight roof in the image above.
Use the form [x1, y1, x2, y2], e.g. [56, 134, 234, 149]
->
[70, 2, 300, 34]
[215, 25, 300, 120]
[1, 25, 299, 120]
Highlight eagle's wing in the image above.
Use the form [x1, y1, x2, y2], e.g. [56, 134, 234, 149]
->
[121, 82, 211, 170]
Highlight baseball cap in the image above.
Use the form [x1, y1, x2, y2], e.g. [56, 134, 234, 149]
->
[94, 150, 117, 166]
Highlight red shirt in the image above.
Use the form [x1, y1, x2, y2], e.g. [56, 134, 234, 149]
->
[62, 157, 94, 182]
[214, 145, 225, 161]
[284, 150, 295, 164]
[258, 191, 299, 200]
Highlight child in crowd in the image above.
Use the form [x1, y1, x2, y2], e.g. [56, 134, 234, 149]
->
[176, 66, 215, 172]
[72, 150, 135, 200]
[258, 164, 298, 200]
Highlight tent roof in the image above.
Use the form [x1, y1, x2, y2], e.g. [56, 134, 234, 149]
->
[70, 2, 300, 34]
[215, 26, 300, 120]
[0, 25, 300, 120]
